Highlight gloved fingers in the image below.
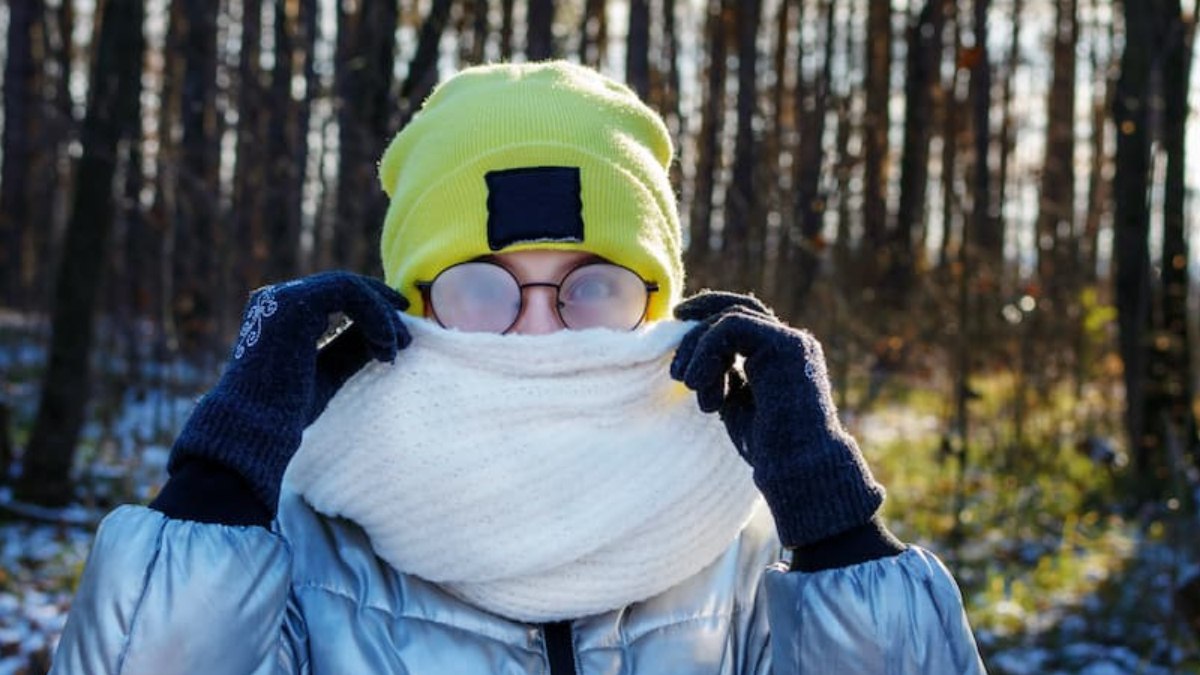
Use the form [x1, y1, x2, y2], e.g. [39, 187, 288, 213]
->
[360, 277, 415, 352]
[682, 309, 792, 388]
[672, 290, 774, 323]
[719, 370, 755, 452]
[339, 276, 412, 362]
[675, 318, 742, 413]
[308, 323, 374, 424]
[347, 275, 413, 352]
[357, 275, 412, 313]
[670, 313, 727, 411]
[671, 302, 765, 380]
[695, 370, 729, 413]
[670, 318, 708, 381]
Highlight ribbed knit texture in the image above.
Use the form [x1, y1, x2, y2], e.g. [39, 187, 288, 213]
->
[377, 61, 684, 320]
[283, 317, 762, 623]
[671, 292, 886, 548]
[168, 272, 410, 515]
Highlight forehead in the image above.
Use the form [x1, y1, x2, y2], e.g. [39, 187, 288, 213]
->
[475, 250, 607, 278]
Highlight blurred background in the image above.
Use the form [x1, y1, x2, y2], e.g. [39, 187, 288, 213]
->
[0, 0, 1198, 672]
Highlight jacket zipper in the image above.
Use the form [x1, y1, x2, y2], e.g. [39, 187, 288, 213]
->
[542, 621, 578, 675]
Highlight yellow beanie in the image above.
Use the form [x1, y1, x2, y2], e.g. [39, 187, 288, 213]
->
[378, 61, 683, 320]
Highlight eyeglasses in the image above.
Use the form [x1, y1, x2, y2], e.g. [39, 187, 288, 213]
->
[416, 260, 659, 334]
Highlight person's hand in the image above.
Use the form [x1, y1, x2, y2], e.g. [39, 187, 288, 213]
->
[670, 291, 884, 548]
[169, 271, 411, 514]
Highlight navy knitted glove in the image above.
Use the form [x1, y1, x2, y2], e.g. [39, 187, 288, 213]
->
[166, 271, 411, 516]
[670, 291, 885, 549]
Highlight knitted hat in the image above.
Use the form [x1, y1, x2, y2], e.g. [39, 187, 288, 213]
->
[377, 61, 684, 320]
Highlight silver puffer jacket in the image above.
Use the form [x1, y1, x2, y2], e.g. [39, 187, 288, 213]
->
[51, 493, 986, 674]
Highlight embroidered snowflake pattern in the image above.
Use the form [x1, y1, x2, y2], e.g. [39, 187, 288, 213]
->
[234, 286, 280, 359]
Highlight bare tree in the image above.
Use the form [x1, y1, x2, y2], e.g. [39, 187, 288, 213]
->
[18, 0, 146, 506]
[627, 0, 651, 99]
[787, 0, 836, 307]
[937, 0, 962, 271]
[1155, 0, 1198, 469]
[335, 0, 398, 275]
[1112, 0, 1156, 490]
[1034, 0, 1078, 309]
[889, 0, 945, 296]
[995, 0, 1023, 288]
[233, 0, 269, 291]
[969, 0, 997, 263]
[400, 0, 456, 126]
[528, 0, 556, 59]
[661, 0, 683, 186]
[1081, 2, 1114, 286]
[464, 0, 490, 64]
[685, 0, 729, 289]
[170, 0, 221, 354]
[862, 0, 892, 280]
[579, 0, 608, 67]
[264, 0, 311, 283]
[723, 0, 763, 289]
[0, 0, 42, 308]
[500, 0, 516, 59]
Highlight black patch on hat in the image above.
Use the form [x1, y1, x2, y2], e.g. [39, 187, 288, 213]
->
[485, 166, 584, 251]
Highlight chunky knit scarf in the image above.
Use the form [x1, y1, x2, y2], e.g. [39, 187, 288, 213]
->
[283, 316, 761, 623]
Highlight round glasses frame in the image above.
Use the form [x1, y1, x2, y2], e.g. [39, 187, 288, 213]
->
[416, 259, 660, 334]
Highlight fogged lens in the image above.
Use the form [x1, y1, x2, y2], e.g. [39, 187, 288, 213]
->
[429, 262, 521, 333]
[559, 264, 650, 330]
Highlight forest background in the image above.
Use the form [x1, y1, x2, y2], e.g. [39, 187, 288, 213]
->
[1, 0, 1200, 672]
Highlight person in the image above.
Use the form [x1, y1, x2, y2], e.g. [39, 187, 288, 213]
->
[50, 61, 987, 674]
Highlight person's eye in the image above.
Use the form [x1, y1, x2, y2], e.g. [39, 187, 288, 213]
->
[460, 282, 517, 312]
[563, 274, 617, 304]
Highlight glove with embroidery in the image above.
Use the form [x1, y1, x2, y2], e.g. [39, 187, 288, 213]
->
[154, 271, 411, 523]
[671, 292, 896, 562]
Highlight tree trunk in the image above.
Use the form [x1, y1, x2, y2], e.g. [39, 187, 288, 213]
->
[234, 0, 269, 291]
[969, 0, 996, 263]
[500, 0, 516, 60]
[335, 0, 398, 275]
[1081, 3, 1114, 286]
[118, 21, 148, 380]
[40, 0, 76, 309]
[937, 0, 962, 271]
[0, 0, 42, 308]
[832, 0, 859, 275]
[1112, 0, 1156, 490]
[889, 0, 944, 297]
[527, 0, 556, 60]
[400, 0, 455, 126]
[1155, 0, 1198, 471]
[266, 0, 301, 283]
[995, 0, 1023, 288]
[170, 0, 221, 355]
[685, 0, 729, 290]
[763, 0, 792, 306]
[723, 0, 763, 290]
[662, 0, 682, 188]
[1034, 0, 1078, 310]
[626, 0, 651, 99]
[17, 0, 145, 506]
[470, 0, 490, 65]
[862, 0, 892, 280]
[787, 0, 836, 307]
[579, 0, 608, 67]
[767, 0, 791, 166]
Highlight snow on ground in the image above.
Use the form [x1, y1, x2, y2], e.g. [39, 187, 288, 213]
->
[0, 518, 92, 674]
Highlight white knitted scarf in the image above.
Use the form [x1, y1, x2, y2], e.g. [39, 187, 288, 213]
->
[283, 316, 761, 623]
